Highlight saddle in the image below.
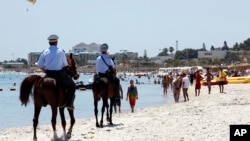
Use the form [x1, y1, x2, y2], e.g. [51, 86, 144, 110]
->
[40, 77, 66, 107]
[94, 73, 120, 99]
[94, 73, 109, 86]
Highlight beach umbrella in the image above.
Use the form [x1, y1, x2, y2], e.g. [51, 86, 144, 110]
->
[27, 0, 36, 4]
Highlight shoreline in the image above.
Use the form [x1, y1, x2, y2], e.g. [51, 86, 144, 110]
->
[1, 84, 250, 141]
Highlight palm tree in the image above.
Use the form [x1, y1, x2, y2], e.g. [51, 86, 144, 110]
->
[163, 48, 168, 55]
[169, 46, 174, 57]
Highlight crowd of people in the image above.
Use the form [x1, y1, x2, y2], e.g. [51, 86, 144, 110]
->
[37, 34, 230, 115]
[158, 67, 228, 103]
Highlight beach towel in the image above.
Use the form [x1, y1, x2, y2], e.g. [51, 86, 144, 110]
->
[128, 86, 137, 106]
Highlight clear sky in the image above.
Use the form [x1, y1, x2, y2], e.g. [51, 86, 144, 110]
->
[1, 0, 250, 61]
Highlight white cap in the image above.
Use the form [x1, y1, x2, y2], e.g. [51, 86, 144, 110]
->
[47, 34, 59, 42]
[100, 43, 109, 52]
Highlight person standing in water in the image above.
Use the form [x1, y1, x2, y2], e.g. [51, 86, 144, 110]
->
[126, 80, 138, 113]
[161, 75, 169, 96]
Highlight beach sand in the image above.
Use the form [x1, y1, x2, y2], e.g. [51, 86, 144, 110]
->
[1, 84, 250, 141]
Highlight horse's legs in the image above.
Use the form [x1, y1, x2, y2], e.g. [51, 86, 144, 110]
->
[109, 97, 115, 125]
[106, 102, 110, 121]
[59, 107, 66, 138]
[33, 105, 41, 141]
[94, 99, 99, 127]
[51, 105, 58, 139]
[100, 98, 108, 127]
[66, 108, 75, 139]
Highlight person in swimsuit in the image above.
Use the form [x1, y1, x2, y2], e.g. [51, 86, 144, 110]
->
[126, 80, 138, 113]
[113, 83, 123, 113]
[218, 67, 227, 93]
[195, 70, 203, 96]
[206, 68, 214, 94]
[173, 74, 182, 103]
[182, 73, 190, 102]
[161, 75, 169, 96]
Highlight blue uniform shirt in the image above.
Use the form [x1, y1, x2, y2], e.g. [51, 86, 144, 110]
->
[96, 54, 115, 73]
[37, 46, 68, 70]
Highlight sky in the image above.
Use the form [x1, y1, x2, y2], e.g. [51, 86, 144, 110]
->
[1, 0, 250, 61]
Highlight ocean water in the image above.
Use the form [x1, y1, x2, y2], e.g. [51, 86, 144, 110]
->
[0, 72, 174, 129]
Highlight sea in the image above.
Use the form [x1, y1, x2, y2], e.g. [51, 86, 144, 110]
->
[0, 72, 175, 130]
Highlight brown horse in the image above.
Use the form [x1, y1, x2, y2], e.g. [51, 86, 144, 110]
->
[19, 53, 79, 141]
[92, 69, 119, 127]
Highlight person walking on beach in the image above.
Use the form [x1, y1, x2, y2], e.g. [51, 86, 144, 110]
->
[161, 75, 169, 96]
[173, 74, 182, 102]
[189, 71, 195, 86]
[182, 73, 190, 102]
[195, 70, 203, 96]
[206, 68, 214, 94]
[218, 68, 227, 93]
[126, 80, 138, 113]
[114, 83, 123, 113]
[37, 34, 76, 110]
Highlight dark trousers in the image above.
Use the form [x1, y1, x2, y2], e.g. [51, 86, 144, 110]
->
[46, 69, 76, 105]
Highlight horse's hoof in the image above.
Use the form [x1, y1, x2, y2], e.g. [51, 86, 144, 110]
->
[96, 123, 100, 127]
[66, 132, 71, 139]
[100, 122, 103, 128]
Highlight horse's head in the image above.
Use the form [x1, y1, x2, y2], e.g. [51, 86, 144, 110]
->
[110, 56, 117, 75]
[66, 53, 79, 80]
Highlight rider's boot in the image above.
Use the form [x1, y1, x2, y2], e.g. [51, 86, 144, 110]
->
[66, 93, 75, 110]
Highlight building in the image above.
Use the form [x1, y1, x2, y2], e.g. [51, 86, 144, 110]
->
[150, 56, 173, 64]
[198, 50, 227, 61]
[27, 42, 140, 66]
[73, 51, 100, 64]
[113, 52, 138, 60]
[28, 52, 41, 66]
[2, 62, 25, 69]
[72, 42, 101, 53]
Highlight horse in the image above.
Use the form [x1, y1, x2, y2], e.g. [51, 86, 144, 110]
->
[92, 67, 119, 128]
[19, 53, 79, 141]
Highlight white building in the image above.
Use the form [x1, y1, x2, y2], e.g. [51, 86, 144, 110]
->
[198, 50, 227, 60]
[72, 42, 101, 53]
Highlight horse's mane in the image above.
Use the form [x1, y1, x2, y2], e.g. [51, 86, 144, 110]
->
[66, 53, 78, 79]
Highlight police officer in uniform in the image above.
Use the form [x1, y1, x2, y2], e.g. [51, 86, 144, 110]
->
[37, 34, 76, 110]
[96, 43, 115, 76]
[95, 43, 120, 97]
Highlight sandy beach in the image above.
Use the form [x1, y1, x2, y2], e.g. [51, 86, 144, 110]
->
[1, 84, 250, 141]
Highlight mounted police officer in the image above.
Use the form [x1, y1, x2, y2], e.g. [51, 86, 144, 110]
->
[95, 43, 120, 96]
[96, 43, 115, 79]
[37, 34, 76, 110]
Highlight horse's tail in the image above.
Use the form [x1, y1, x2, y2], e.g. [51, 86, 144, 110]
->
[19, 75, 42, 106]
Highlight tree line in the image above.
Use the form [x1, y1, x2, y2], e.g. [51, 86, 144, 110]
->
[157, 38, 250, 61]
